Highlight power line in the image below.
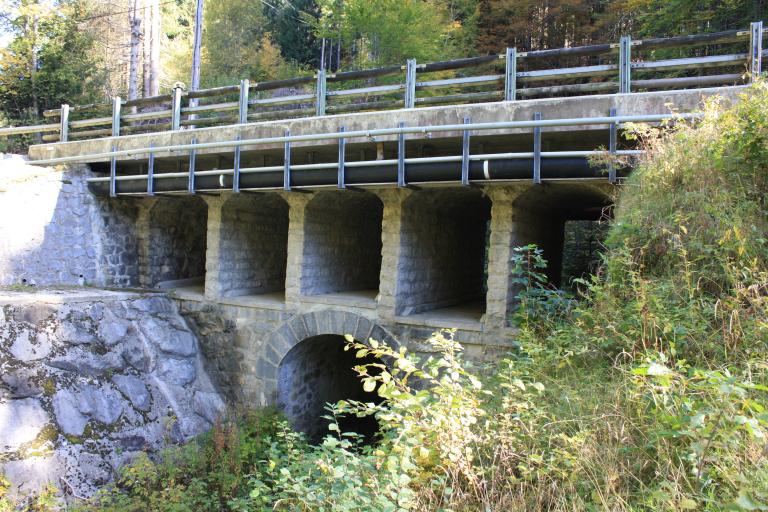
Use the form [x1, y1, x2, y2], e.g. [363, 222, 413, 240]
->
[74, 0, 180, 23]
[257, 0, 311, 25]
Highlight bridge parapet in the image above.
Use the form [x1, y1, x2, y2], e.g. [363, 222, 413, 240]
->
[2, 22, 764, 148]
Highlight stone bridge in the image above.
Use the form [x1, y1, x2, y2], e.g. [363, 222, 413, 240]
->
[9, 19, 763, 434]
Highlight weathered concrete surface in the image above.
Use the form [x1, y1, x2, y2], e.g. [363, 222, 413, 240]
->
[0, 290, 224, 503]
[26, 87, 744, 163]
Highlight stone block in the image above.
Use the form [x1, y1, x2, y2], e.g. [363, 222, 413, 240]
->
[112, 374, 151, 412]
[10, 328, 52, 362]
[156, 358, 197, 386]
[0, 398, 50, 452]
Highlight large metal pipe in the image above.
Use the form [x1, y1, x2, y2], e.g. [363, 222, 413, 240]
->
[87, 157, 626, 196]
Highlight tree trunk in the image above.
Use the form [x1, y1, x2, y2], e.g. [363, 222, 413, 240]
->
[190, 0, 204, 92]
[30, 15, 39, 117]
[143, 0, 150, 97]
[149, 0, 161, 96]
[128, 0, 142, 101]
[188, 0, 204, 117]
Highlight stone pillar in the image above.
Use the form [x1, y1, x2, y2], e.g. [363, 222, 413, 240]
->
[483, 185, 526, 332]
[203, 195, 226, 300]
[135, 198, 157, 288]
[375, 188, 411, 321]
[283, 192, 313, 308]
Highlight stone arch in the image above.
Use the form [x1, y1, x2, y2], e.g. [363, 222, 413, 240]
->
[259, 310, 397, 393]
[259, 310, 397, 440]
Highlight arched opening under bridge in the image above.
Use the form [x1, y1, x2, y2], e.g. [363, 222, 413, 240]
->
[277, 334, 383, 444]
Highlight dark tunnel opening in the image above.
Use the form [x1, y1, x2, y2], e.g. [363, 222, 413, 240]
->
[277, 334, 384, 444]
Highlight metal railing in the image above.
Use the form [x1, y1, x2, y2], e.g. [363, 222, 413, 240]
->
[56, 111, 703, 196]
[1, 22, 763, 145]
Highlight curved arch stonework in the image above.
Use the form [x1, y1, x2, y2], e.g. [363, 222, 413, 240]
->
[256, 309, 397, 403]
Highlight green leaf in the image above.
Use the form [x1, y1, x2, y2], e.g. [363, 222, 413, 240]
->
[680, 498, 697, 509]
[732, 492, 768, 511]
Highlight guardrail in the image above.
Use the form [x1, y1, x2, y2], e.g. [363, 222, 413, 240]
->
[1, 22, 764, 145]
[30, 111, 703, 196]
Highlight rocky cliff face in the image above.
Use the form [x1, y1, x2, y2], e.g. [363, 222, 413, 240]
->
[0, 289, 225, 503]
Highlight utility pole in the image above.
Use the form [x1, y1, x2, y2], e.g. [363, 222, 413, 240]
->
[190, 0, 204, 107]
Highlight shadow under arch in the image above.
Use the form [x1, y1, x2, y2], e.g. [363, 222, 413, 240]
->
[147, 196, 208, 288]
[511, 182, 613, 287]
[260, 310, 398, 443]
[301, 190, 383, 297]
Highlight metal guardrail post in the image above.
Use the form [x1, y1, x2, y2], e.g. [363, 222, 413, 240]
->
[750, 21, 763, 81]
[283, 130, 291, 191]
[233, 135, 241, 193]
[147, 142, 155, 196]
[109, 147, 117, 197]
[404, 59, 417, 109]
[397, 121, 406, 186]
[461, 117, 471, 185]
[619, 36, 632, 93]
[608, 108, 617, 183]
[315, 70, 327, 116]
[337, 126, 346, 189]
[188, 138, 197, 194]
[504, 48, 517, 101]
[533, 112, 542, 184]
[59, 104, 69, 142]
[171, 86, 183, 131]
[111, 97, 121, 137]
[238, 79, 250, 124]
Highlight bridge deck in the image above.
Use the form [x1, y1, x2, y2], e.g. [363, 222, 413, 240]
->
[28, 87, 742, 165]
[26, 87, 744, 195]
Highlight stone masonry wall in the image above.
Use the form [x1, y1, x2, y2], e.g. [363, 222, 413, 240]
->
[300, 191, 383, 296]
[0, 290, 224, 502]
[146, 197, 208, 287]
[509, 207, 565, 285]
[397, 189, 491, 316]
[0, 156, 139, 288]
[218, 195, 289, 297]
[561, 220, 608, 289]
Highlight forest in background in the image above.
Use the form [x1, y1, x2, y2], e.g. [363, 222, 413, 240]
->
[0, 0, 764, 126]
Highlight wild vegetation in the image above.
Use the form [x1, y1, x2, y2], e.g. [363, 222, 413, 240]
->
[0, 82, 758, 511]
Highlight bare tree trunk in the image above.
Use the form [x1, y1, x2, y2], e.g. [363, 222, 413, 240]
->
[149, 0, 161, 96]
[128, 0, 142, 101]
[30, 15, 39, 117]
[190, 0, 204, 99]
[142, 0, 150, 97]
